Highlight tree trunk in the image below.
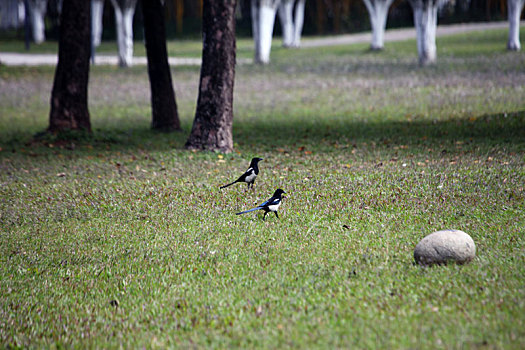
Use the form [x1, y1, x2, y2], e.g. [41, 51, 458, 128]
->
[292, 0, 305, 47]
[410, 0, 439, 66]
[185, 0, 237, 153]
[91, 0, 104, 47]
[252, 0, 280, 64]
[28, 0, 47, 44]
[363, 0, 394, 51]
[142, 0, 181, 132]
[110, 0, 137, 67]
[48, 0, 91, 133]
[507, 0, 524, 51]
[278, 0, 294, 47]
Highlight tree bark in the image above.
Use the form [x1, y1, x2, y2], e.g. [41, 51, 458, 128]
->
[185, 0, 237, 153]
[142, 0, 181, 132]
[48, 0, 91, 133]
[507, 0, 524, 51]
[363, 0, 394, 51]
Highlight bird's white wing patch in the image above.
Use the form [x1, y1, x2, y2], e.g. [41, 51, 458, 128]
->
[245, 169, 256, 183]
[267, 201, 281, 212]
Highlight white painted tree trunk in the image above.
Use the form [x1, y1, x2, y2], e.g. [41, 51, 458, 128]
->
[91, 0, 104, 47]
[362, 0, 393, 50]
[278, 0, 294, 47]
[110, 0, 137, 67]
[27, 0, 47, 44]
[251, 0, 280, 64]
[410, 0, 440, 65]
[292, 0, 305, 47]
[507, 0, 524, 51]
[278, 0, 305, 48]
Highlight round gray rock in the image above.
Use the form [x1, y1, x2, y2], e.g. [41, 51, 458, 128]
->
[414, 229, 476, 266]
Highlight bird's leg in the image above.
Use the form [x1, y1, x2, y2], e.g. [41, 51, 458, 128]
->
[263, 212, 267, 221]
[275, 212, 279, 219]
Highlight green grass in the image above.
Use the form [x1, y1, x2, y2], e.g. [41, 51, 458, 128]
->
[1, 28, 524, 348]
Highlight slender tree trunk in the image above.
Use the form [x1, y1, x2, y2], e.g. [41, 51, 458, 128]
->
[142, 0, 181, 132]
[28, 0, 47, 44]
[48, 0, 91, 133]
[363, 0, 394, 50]
[507, 0, 524, 51]
[91, 0, 104, 47]
[409, 0, 439, 66]
[278, 0, 294, 47]
[110, 0, 137, 67]
[252, 0, 280, 64]
[185, 0, 237, 153]
[292, 0, 305, 47]
[251, 0, 260, 60]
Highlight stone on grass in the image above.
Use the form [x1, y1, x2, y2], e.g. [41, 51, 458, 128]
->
[414, 229, 476, 266]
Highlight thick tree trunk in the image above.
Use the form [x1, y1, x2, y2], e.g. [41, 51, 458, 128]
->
[142, 0, 181, 132]
[28, 0, 47, 44]
[410, 0, 439, 66]
[91, 0, 104, 47]
[507, 0, 524, 51]
[110, 0, 137, 67]
[48, 0, 91, 133]
[185, 0, 237, 153]
[252, 0, 280, 64]
[363, 0, 393, 50]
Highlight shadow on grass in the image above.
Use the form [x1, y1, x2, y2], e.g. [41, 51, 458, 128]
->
[1, 111, 523, 159]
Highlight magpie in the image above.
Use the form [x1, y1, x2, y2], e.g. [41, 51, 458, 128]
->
[236, 189, 286, 220]
[220, 157, 263, 189]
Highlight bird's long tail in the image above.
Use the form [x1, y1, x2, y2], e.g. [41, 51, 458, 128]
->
[236, 207, 261, 215]
[220, 181, 237, 189]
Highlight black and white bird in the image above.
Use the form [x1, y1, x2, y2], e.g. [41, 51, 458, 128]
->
[236, 189, 286, 220]
[220, 157, 263, 190]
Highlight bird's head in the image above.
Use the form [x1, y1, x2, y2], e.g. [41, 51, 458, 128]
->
[273, 188, 286, 198]
[251, 157, 263, 166]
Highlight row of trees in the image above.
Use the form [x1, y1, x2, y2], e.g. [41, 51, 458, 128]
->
[46, 0, 524, 153]
[50, 0, 236, 152]
[16, 0, 524, 67]
[253, 0, 524, 65]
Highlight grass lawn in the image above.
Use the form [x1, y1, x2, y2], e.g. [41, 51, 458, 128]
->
[1, 28, 524, 348]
